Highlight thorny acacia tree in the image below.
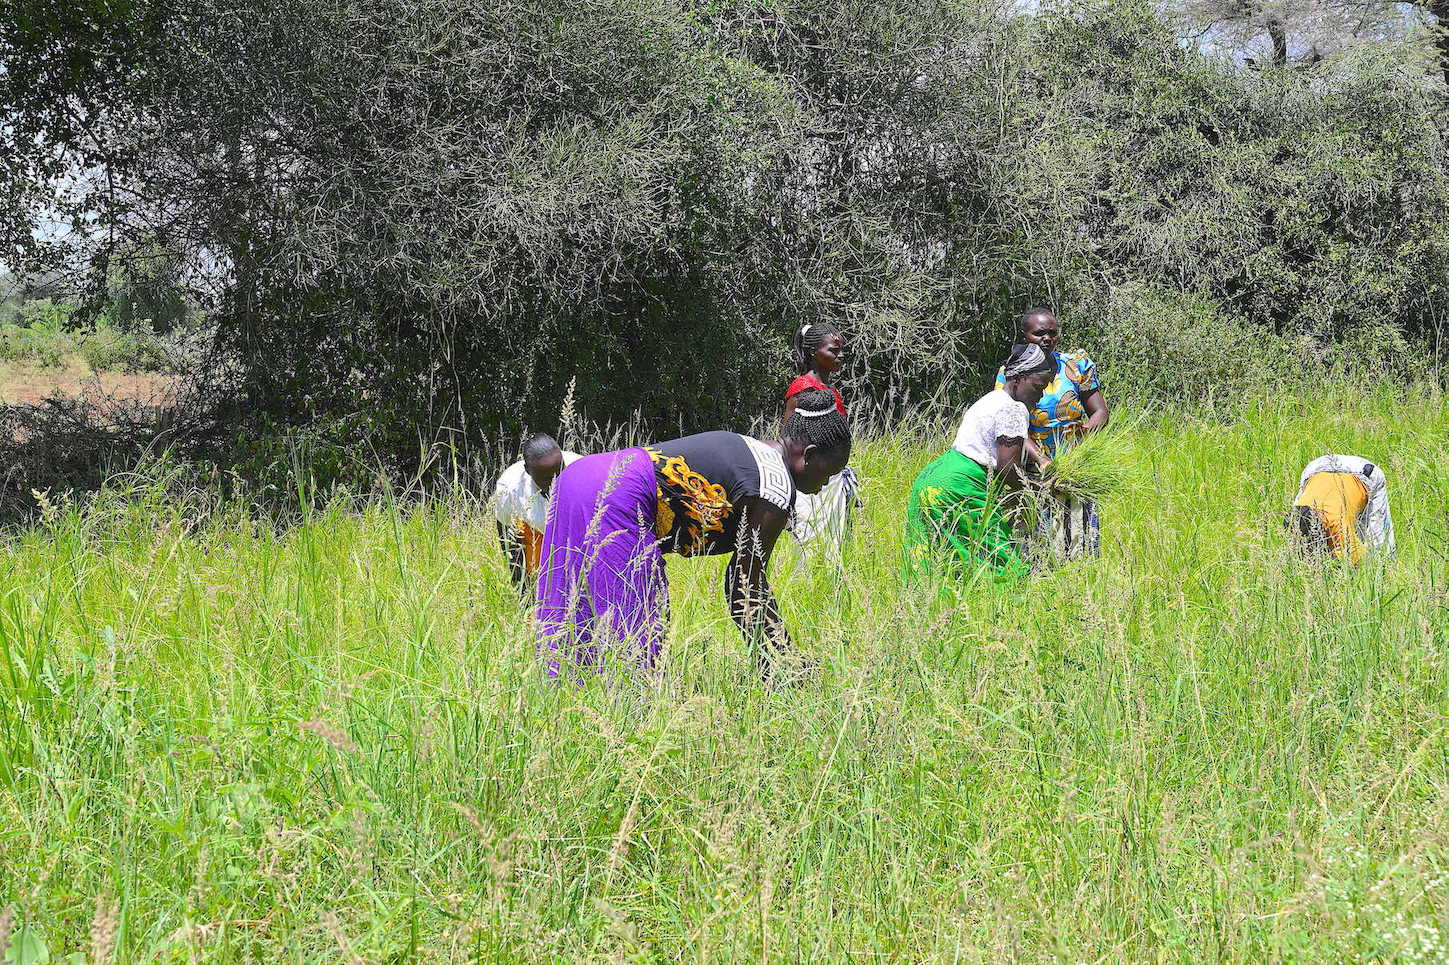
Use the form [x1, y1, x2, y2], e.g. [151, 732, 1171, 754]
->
[1, 0, 1446, 475]
[1164, 0, 1449, 81]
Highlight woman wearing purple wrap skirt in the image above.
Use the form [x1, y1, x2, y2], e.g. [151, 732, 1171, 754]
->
[536, 390, 851, 683]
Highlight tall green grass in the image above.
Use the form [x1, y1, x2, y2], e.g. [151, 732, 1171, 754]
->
[0, 386, 1446, 962]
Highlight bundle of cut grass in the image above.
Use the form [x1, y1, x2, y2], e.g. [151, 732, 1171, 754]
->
[1039, 425, 1145, 502]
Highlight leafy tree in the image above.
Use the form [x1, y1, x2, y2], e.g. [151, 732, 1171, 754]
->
[1163, 0, 1449, 81]
[0, 0, 1443, 482]
[105, 237, 188, 334]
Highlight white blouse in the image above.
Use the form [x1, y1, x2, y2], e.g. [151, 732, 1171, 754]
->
[493, 452, 582, 533]
[952, 389, 1029, 470]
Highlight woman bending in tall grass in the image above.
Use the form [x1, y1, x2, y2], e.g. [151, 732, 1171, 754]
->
[536, 389, 851, 683]
[784, 321, 860, 555]
[904, 343, 1054, 584]
[994, 308, 1110, 560]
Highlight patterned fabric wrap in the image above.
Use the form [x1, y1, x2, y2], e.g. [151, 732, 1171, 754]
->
[903, 449, 1028, 585]
[1002, 342, 1049, 378]
[995, 348, 1100, 459]
[649, 449, 732, 556]
[646, 432, 794, 558]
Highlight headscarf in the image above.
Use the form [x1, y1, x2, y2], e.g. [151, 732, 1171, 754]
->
[1002, 342, 1053, 379]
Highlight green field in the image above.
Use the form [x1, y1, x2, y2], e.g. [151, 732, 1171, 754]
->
[1, 387, 1446, 962]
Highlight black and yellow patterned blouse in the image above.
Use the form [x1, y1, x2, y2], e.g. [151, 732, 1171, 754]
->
[647, 432, 796, 557]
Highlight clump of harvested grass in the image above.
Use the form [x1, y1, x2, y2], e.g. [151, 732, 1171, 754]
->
[1011, 423, 1147, 555]
[1039, 424, 1146, 502]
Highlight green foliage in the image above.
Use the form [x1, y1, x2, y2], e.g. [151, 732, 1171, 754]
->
[0, 0, 1445, 471]
[0, 328, 68, 368]
[104, 239, 189, 336]
[0, 387, 1445, 959]
[1032, 12, 1449, 344]
[0, 299, 72, 333]
[0, 312, 167, 374]
[0, 301, 78, 367]
[1038, 425, 1146, 502]
[76, 328, 168, 373]
[1080, 285, 1309, 409]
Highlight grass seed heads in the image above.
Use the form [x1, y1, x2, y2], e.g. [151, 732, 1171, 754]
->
[0, 385, 1443, 959]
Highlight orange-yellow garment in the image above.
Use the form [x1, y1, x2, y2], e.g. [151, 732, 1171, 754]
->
[515, 522, 545, 574]
[1294, 472, 1368, 563]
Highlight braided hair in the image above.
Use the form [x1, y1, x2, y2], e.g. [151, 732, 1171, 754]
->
[780, 388, 851, 456]
[793, 321, 843, 374]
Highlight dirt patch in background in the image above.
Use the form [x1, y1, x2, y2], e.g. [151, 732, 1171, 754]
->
[0, 360, 176, 406]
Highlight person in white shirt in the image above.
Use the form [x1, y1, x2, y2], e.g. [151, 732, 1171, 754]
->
[903, 343, 1055, 583]
[494, 434, 581, 593]
[1288, 454, 1395, 563]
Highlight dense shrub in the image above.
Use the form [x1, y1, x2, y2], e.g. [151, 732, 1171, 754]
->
[3, 299, 73, 331]
[0, 0, 1444, 479]
[0, 325, 70, 368]
[78, 329, 168, 373]
[0, 309, 168, 373]
[1075, 286, 1308, 410]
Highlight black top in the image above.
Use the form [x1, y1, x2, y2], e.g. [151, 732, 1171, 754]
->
[647, 431, 796, 557]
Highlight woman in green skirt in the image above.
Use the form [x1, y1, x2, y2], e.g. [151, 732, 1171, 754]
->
[904, 344, 1055, 584]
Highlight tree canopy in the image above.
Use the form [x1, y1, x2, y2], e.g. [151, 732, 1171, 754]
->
[2, 0, 1445, 470]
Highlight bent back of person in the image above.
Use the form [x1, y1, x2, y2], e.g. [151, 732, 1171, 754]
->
[1289, 454, 1395, 563]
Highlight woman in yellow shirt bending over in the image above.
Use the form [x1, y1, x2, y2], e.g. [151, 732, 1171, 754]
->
[1289, 455, 1395, 563]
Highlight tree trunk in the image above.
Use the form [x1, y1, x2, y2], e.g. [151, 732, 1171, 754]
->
[1431, 0, 1449, 86]
[1267, 18, 1288, 65]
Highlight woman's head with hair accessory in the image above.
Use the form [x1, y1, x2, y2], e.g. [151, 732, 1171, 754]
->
[1001, 343, 1055, 408]
[1002, 342, 1052, 378]
[792, 321, 845, 376]
[780, 387, 851, 494]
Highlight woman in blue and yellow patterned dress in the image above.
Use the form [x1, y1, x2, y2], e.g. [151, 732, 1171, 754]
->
[994, 308, 1110, 559]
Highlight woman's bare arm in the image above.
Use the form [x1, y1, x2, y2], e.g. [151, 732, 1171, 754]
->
[1023, 435, 1050, 470]
[994, 436, 1028, 491]
[724, 499, 795, 682]
[1082, 389, 1109, 433]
